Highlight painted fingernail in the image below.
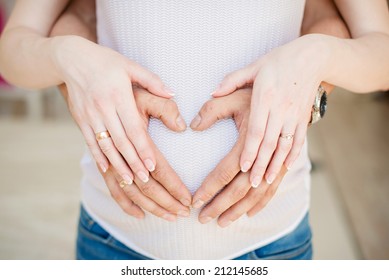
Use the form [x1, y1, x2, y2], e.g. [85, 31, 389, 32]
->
[122, 174, 133, 185]
[199, 216, 212, 224]
[180, 198, 191, 207]
[176, 115, 187, 130]
[162, 213, 177, 222]
[192, 199, 204, 209]
[177, 210, 190, 217]
[219, 220, 232, 228]
[137, 171, 149, 183]
[99, 163, 107, 173]
[266, 173, 276, 185]
[190, 115, 201, 129]
[251, 176, 261, 188]
[241, 161, 251, 173]
[144, 159, 155, 172]
[163, 86, 175, 96]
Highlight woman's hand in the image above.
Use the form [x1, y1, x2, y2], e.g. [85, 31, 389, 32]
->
[61, 84, 192, 220]
[211, 35, 329, 187]
[55, 36, 174, 185]
[191, 88, 287, 226]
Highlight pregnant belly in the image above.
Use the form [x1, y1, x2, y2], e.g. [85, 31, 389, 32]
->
[148, 117, 238, 194]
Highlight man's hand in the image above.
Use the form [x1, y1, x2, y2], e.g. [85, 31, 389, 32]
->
[191, 88, 288, 227]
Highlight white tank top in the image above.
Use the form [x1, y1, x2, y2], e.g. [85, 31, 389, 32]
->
[81, 0, 310, 259]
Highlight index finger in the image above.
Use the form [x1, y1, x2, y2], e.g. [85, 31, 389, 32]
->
[149, 138, 192, 207]
[192, 136, 244, 209]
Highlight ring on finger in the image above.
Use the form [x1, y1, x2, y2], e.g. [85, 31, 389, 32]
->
[119, 179, 132, 188]
[95, 131, 111, 141]
[279, 133, 294, 140]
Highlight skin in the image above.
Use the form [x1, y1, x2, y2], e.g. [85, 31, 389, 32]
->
[0, 0, 387, 228]
[209, 0, 389, 192]
[0, 0, 176, 190]
[192, 0, 354, 226]
[50, 0, 352, 226]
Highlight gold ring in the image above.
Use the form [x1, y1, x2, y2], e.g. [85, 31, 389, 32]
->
[119, 180, 128, 189]
[280, 133, 294, 140]
[95, 131, 111, 141]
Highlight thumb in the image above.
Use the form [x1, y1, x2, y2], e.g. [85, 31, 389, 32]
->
[128, 60, 174, 98]
[211, 63, 257, 97]
[135, 89, 186, 132]
[191, 90, 250, 131]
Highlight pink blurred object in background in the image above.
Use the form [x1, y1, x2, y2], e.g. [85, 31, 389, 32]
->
[0, 3, 10, 87]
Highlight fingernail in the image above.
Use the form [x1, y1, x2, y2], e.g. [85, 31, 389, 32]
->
[219, 219, 232, 228]
[137, 171, 149, 183]
[163, 86, 175, 96]
[176, 115, 187, 130]
[177, 210, 190, 217]
[180, 198, 191, 207]
[199, 216, 212, 224]
[162, 213, 177, 222]
[210, 85, 221, 96]
[122, 174, 133, 185]
[192, 199, 204, 209]
[266, 173, 276, 185]
[241, 161, 251, 173]
[287, 161, 294, 171]
[144, 159, 155, 172]
[251, 176, 261, 188]
[190, 115, 201, 129]
[99, 163, 107, 173]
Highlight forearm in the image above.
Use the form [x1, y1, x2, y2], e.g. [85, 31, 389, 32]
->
[0, 27, 69, 89]
[324, 33, 389, 92]
[301, 0, 350, 94]
[0, 0, 73, 89]
[50, 0, 97, 42]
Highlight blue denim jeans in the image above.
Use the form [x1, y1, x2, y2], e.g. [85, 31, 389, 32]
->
[76, 205, 312, 260]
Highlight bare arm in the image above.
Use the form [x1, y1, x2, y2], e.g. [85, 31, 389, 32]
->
[327, 0, 389, 92]
[0, 0, 184, 208]
[0, 0, 69, 88]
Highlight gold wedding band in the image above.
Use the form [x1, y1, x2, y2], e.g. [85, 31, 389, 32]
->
[95, 131, 111, 141]
[280, 133, 294, 140]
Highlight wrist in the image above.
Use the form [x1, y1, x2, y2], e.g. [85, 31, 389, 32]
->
[50, 35, 92, 82]
[301, 34, 336, 81]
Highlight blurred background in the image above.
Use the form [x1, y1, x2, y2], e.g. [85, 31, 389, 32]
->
[0, 0, 388, 260]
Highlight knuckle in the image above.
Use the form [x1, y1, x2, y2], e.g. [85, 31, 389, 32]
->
[152, 166, 167, 182]
[201, 190, 216, 202]
[160, 99, 177, 117]
[247, 126, 264, 139]
[163, 201, 178, 212]
[262, 139, 277, 151]
[216, 168, 234, 185]
[294, 138, 305, 148]
[98, 141, 113, 154]
[168, 183, 185, 198]
[202, 100, 215, 115]
[278, 142, 292, 153]
[85, 138, 97, 150]
[230, 187, 249, 201]
[140, 183, 156, 196]
[114, 137, 129, 151]
[93, 96, 109, 113]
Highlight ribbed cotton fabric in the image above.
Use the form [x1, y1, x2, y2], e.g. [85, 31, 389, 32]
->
[81, 0, 310, 259]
